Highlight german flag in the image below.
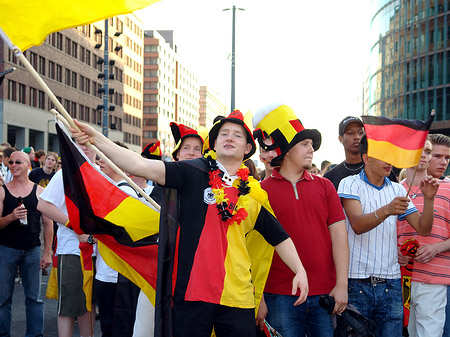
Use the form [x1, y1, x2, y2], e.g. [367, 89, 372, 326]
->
[56, 122, 160, 305]
[362, 113, 435, 168]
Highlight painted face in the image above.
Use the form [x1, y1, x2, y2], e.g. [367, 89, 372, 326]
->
[259, 138, 277, 171]
[428, 144, 450, 178]
[176, 137, 203, 161]
[340, 122, 364, 155]
[285, 139, 314, 170]
[214, 122, 251, 161]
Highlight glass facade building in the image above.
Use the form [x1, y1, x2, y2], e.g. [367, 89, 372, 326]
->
[369, 0, 450, 131]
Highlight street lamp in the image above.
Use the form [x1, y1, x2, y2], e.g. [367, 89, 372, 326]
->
[223, 6, 244, 112]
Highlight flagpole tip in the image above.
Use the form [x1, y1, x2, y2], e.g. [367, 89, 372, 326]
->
[431, 109, 436, 116]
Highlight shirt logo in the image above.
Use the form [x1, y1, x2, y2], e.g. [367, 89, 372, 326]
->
[203, 187, 216, 205]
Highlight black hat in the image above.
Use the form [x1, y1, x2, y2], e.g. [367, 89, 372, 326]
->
[339, 116, 364, 136]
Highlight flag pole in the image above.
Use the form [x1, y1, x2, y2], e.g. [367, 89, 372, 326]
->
[50, 110, 160, 211]
[0, 28, 160, 211]
[405, 165, 418, 198]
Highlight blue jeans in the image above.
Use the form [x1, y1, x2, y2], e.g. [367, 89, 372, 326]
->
[264, 293, 333, 337]
[348, 278, 402, 337]
[0, 245, 44, 337]
[442, 285, 450, 337]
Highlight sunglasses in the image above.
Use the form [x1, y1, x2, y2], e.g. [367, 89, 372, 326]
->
[8, 160, 25, 165]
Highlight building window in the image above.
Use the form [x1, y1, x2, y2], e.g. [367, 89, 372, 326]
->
[56, 33, 63, 50]
[71, 71, 77, 88]
[56, 65, 62, 82]
[38, 56, 45, 75]
[18, 83, 26, 104]
[30, 87, 37, 107]
[71, 41, 78, 58]
[65, 69, 71, 86]
[65, 37, 71, 55]
[85, 78, 91, 94]
[38, 90, 45, 109]
[86, 50, 91, 66]
[29, 52, 37, 68]
[80, 46, 86, 62]
[48, 61, 55, 79]
[8, 80, 17, 101]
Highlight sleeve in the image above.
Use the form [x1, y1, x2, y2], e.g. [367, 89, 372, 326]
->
[254, 206, 290, 246]
[163, 161, 187, 191]
[39, 170, 66, 211]
[324, 178, 346, 226]
[397, 184, 418, 220]
[338, 176, 361, 201]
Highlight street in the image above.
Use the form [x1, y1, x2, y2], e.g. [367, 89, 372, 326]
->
[10, 271, 101, 336]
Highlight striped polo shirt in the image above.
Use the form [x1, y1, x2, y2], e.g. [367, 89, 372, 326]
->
[397, 179, 450, 285]
[339, 171, 417, 279]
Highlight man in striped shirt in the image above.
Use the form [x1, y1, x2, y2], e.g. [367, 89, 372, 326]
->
[338, 135, 438, 337]
[397, 137, 450, 337]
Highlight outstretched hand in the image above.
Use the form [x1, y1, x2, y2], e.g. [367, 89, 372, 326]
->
[420, 175, 439, 199]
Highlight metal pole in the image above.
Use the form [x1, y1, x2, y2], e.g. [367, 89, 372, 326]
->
[102, 19, 109, 137]
[231, 5, 236, 112]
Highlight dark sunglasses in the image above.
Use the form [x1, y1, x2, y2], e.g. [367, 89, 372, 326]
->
[8, 160, 25, 165]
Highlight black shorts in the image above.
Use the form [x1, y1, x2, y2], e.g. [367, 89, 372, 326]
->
[172, 301, 255, 337]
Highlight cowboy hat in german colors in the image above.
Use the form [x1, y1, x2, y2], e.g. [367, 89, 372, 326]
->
[170, 122, 205, 161]
[253, 103, 321, 166]
[208, 110, 256, 161]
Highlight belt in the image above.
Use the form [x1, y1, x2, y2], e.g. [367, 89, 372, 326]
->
[349, 276, 386, 284]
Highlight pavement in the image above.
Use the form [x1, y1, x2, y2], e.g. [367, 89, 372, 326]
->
[10, 270, 102, 336]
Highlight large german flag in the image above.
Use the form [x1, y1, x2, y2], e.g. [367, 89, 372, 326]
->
[362, 113, 434, 168]
[56, 122, 160, 305]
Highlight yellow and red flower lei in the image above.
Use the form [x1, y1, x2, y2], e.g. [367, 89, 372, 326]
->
[206, 152, 250, 225]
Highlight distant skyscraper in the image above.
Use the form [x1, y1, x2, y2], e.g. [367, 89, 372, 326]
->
[199, 86, 227, 129]
[368, 0, 450, 133]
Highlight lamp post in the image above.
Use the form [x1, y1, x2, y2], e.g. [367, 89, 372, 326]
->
[223, 6, 244, 112]
[102, 19, 109, 137]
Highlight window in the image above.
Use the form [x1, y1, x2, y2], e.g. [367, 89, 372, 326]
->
[48, 61, 55, 79]
[65, 37, 71, 55]
[38, 56, 45, 75]
[85, 78, 91, 94]
[18, 84, 26, 103]
[71, 41, 78, 58]
[38, 90, 45, 109]
[8, 80, 17, 101]
[30, 87, 37, 107]
[56, 33, 63, 50]
[86, 50, 91, 66]
[144, 45, 158, 52]
[71, 102, 77, 118]
[56, 65, 62, 82]
[29, 52, 37, 68]
[79, 75, 85, 91]
[65, 69, 71, 85]
[71, 71, 77, 88]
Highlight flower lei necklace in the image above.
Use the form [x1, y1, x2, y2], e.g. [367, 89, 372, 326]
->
[206, 151, 251, 225]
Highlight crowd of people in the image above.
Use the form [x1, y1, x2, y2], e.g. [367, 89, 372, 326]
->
[0, 103, 449, 337]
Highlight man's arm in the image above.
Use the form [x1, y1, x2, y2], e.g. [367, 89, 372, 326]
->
[37, 199, 68, 225]
[341, 197, 409, 235]
[328, 220, 349, 314]
[40, 214, 53, 269]
[414, 239, 450, 263]
[404, 176, 438, 236]
[71, 120, 166, 185]
[274, 238, 308, 305]
[0, 187, 26, 229]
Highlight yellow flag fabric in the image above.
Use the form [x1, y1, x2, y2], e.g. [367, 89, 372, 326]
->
[0, 0, 160, 50]
[45, 266, 58, 300]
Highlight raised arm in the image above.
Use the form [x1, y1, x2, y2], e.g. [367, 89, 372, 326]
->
[342, 197, 409, 235]
[404, 176, 438, 236]
[71, 120, 166, 185]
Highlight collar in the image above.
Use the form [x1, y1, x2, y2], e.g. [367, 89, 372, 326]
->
[272, 168, 314, 182]
[359, 170, 391, 190]
[216, 160, 237, 186]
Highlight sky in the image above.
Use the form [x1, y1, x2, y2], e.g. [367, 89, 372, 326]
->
[136, 0, 372, 166]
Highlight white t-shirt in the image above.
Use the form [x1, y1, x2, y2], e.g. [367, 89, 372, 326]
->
[39, 169, 80, 255]
[95, 180, 155, 283]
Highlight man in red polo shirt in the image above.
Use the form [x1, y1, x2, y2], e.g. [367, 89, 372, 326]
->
[254, 103, 349, 337]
